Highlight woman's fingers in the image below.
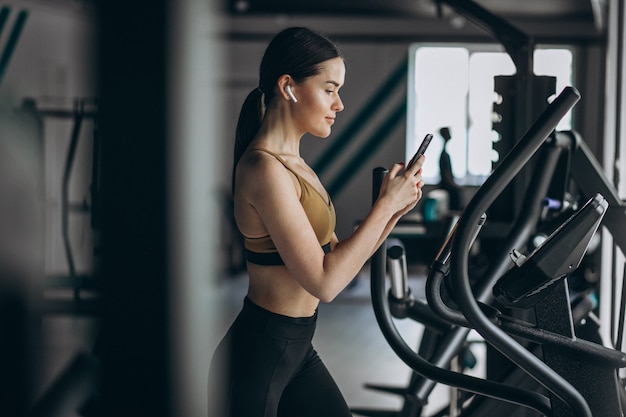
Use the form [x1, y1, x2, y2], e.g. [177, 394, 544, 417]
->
[406, 155, 425, 176]
[379, 159, 426, 214]
[388, 162, 405, 177]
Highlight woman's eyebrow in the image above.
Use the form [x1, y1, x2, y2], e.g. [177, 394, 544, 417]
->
[326, 80, 341, 87]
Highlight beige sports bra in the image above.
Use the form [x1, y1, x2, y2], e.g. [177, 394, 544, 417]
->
[243, 149, 336, 265]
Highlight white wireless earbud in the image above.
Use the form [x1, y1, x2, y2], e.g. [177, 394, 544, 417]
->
[285, 85, 298, 103]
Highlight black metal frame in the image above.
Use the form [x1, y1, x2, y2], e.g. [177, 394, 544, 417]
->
[358, 86, 626, 417]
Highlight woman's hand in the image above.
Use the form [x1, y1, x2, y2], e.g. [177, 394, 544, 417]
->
[377, 155, 425, 216]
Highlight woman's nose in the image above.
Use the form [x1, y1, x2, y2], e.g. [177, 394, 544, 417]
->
[334, 95, 344, 112]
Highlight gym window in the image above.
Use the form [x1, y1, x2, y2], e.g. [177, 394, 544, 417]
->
[406, 43, 574, 186]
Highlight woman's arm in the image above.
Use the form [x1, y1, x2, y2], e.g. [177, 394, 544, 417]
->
[366, 199, 420, 258]
[239, 152, 424, 303]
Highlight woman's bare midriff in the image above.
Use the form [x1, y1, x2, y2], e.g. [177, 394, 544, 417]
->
[246, 263, 321, 318]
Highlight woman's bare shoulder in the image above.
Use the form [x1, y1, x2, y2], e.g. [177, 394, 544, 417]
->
[236, 149, 296, 198]
[239, 149, 277, 172]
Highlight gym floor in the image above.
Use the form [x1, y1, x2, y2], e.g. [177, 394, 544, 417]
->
[35, 266, 486, 416]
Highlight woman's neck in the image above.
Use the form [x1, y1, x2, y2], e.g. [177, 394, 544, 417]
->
[254, 112, 303, 157]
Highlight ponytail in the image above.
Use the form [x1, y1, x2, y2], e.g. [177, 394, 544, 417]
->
[232, 88, 265, 194]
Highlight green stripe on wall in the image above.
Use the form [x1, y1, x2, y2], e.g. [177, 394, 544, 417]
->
[0, 9, 28, 86]
[0, 7, 10, 37]
[313, 57, 408, 176]
[327, 99, 407, 197]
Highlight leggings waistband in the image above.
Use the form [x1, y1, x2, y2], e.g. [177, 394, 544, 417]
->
[240, 297, 317, 340]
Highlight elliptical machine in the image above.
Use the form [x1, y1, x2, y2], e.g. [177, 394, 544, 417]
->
[358, 86, 626, 417]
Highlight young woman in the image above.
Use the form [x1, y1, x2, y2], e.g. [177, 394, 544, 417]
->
[209, 27, 425, 417]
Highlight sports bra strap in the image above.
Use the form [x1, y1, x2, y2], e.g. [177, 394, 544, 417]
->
[250, 148, 301, 178]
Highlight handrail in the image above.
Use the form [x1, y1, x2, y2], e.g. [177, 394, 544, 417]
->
[449, 86, 591, 416]
[426, 134, 574, 326]
[370, 168, 552, 416]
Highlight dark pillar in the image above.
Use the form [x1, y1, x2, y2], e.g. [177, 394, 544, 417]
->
[97, 1, 170, 416]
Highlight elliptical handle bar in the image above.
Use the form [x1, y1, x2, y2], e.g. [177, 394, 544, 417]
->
[426, 134, 576, 327]
[370, 168, 552, 416]
[449, 86, 592, 417]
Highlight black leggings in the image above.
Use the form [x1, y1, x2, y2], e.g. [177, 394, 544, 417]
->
[209, 297, 352, 417]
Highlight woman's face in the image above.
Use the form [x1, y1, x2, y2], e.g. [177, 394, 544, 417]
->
[291, 57, 345, 138]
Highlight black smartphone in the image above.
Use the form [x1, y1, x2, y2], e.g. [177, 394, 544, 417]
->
[407, 133, 433, 169]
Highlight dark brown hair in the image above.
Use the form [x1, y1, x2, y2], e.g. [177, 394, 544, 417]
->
[232, 27, 343, 193]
